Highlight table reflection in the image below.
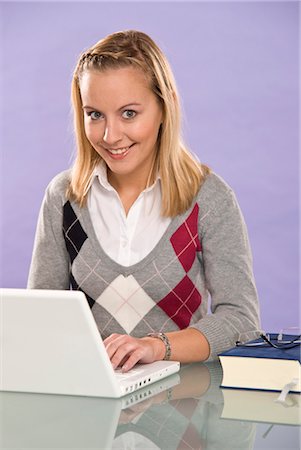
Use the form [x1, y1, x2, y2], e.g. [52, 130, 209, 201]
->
[0, 361, 299, 449]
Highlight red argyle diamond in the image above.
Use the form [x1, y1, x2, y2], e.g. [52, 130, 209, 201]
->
[170, 203, 201, 272]
[157, 275, 202, 329]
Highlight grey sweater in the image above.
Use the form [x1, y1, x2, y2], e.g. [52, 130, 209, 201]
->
[27, 170, 260, 360]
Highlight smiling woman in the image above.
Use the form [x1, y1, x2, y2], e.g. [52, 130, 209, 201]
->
[27, 30, 260, 372]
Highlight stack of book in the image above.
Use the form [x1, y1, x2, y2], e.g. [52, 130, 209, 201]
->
[218, 334, 301, 425]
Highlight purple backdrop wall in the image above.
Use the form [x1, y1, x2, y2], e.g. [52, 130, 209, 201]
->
[1, 1, 299, 331]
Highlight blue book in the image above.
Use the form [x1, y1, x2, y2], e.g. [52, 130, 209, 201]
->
[219, 334, 301, 393]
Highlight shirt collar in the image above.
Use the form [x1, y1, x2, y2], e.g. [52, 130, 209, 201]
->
[93, 162, 115, 191]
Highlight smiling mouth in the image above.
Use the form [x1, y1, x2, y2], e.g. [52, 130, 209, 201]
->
[107, 146, 130, 155]
[103, 143, 135, 157]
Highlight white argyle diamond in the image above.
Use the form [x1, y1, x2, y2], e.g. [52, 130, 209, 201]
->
[96, 274, 155, 333]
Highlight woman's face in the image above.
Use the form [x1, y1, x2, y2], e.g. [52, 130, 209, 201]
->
[80, 66, 162, 186]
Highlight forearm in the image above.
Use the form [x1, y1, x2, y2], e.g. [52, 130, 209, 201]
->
[144, 328, 210, 363]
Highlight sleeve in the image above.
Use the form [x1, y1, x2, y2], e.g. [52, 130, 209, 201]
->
[191, 177, 261, 360]
[27, 177, 70, 290]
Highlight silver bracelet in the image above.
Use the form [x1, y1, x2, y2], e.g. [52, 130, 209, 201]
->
[147, 332, 171, 361]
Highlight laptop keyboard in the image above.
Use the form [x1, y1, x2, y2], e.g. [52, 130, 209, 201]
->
[114, 367, 144, 381]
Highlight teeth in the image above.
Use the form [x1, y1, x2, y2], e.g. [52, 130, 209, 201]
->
[108, 146, 129, 155]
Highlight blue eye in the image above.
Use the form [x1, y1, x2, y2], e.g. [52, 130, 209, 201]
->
[122, 110, 136, 119]
[88, 111, 102, 120]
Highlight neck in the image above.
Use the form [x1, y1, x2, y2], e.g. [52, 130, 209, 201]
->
[107, 167, 157, 216]
[108, 171, 146, 194]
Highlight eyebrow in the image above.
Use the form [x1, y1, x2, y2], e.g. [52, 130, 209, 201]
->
[82, 103, 142, 110]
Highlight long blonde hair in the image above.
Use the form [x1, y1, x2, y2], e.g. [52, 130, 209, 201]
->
[68, 30, 210, 217]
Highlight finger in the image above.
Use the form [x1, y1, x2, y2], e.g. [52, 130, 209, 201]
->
[103, 333, 122, 348]
[104, 334, 129, 359]
[120, 348, 145, 372]
[111, 341, 142, 369]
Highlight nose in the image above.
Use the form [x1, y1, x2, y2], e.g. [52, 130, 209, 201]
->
[102, 119, 123, 146]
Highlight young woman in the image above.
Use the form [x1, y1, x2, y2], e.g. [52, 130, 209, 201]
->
[28, 30, 260, 372]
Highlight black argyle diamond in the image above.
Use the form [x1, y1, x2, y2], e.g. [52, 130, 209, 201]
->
[63, 201, 88, 264]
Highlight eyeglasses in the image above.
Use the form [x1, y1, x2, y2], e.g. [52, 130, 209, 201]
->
[236, 328, 301, 349]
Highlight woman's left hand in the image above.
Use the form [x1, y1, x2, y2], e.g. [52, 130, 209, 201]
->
[103, 333, 165, 372]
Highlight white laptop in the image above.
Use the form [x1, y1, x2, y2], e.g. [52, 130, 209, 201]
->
[0, 289, 180, 398]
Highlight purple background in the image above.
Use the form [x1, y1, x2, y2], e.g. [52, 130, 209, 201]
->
[1, 1, 299, 331]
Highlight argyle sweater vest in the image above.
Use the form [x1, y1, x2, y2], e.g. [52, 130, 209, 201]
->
[28, 170, 260, 359]
[62, 198, 207, 339]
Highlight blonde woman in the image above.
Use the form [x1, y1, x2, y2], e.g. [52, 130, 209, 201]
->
[28, 30, 260, 371]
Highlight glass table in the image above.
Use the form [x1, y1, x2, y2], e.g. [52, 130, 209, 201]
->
[1, 361, 300, 449]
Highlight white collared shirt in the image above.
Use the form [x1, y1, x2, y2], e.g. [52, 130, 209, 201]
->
[87, 164, 172, 266]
